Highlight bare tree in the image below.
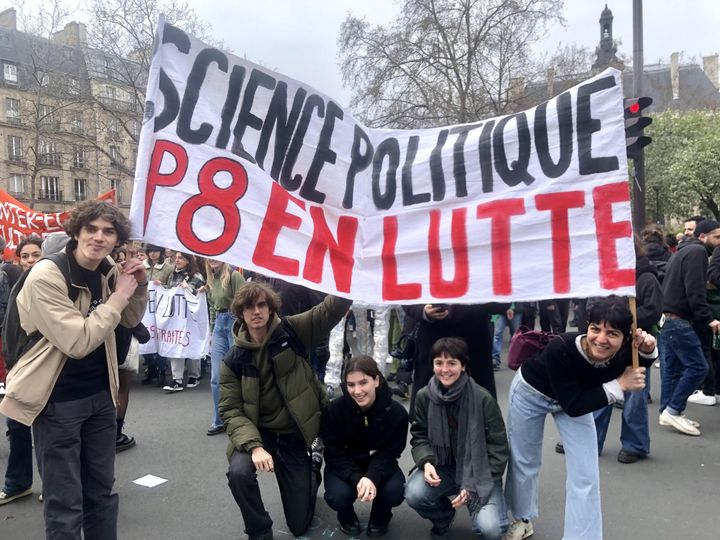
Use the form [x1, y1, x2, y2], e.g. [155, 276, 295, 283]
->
[13, 0, 87, 201]
[338, 0, 564, 128]
[84, 0, 223, 139]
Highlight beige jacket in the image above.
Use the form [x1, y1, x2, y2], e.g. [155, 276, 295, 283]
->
[0, 247, 148, 425]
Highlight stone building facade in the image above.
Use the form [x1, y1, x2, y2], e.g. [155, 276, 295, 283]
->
[0, 8, 143, 213]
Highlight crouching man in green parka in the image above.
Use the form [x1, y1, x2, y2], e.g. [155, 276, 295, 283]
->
[219, 280, 352, 540]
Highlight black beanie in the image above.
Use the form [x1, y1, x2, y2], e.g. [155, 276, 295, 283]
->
[694, 220, 720, 237]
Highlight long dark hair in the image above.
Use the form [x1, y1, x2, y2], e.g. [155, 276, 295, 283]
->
[344, 355, 384, 383]
[175, 252, 199, 276]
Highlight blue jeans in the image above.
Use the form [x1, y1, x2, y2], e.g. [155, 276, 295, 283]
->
[594, 380, 650, 456]
[492, 314, 522, 364]
[3, 418, 33, 495]
[211, 311, 236, 428]
[505, 373, 602, 540]
[405, 467, 507, 539]
[324, 466, 405, 525]
[659, 318, 709, 415]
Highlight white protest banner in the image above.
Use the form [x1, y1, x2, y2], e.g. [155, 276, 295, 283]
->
[130, 19, 635, 305]
[139, 282, 210, 359]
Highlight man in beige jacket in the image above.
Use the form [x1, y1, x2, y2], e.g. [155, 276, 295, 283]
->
[0, 200, 148, 540]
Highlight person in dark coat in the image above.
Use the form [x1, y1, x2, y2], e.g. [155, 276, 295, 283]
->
[641, 224, 672, 284]
[590, 240, 663, 463]
[404, 337, 508, 540]
[403, 303, 507, 419]
[322, 355, 408, 537]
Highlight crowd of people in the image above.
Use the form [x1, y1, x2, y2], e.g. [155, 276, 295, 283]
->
[0, 206, 719, 540]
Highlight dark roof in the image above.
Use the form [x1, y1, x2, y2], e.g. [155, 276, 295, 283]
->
[518, 65, 720, 113]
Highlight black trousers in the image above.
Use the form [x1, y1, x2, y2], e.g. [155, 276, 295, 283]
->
[539, 299, 569, 334]
[323, 465, 405, 525]
[227, 430, 318, 539]
[33, 390, 118, 540]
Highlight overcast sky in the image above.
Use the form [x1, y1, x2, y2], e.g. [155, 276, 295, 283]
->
[13, 0, 720, 106]
[190, 0, 720, 107]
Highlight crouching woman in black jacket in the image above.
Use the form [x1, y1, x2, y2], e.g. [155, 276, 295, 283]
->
[323, 356, 408, 537]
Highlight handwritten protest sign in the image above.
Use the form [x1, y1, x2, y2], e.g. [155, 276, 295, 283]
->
[0, 189, 116, 258]
[130, 20, 635, 304]
[139, 282, 210, 359]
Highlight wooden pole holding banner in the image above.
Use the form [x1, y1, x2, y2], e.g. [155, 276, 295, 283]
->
[629, 297, 639, 369]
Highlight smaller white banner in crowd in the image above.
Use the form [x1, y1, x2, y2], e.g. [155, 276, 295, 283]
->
[139, 282, 210, 359]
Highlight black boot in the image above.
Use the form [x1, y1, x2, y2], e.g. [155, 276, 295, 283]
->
[141, 366, 159, 385]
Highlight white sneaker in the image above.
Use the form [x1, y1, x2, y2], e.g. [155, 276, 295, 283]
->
[503, 520, 534, 540]
[658, 411, 700, 428]
[687, 390, 717, 406]
[659, 410, 701, 436]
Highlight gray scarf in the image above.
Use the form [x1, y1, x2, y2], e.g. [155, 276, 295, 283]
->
[426, 372, 494, 512]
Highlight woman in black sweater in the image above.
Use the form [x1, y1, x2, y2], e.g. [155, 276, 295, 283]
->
[503, 296, 657, 540]
[322, 356, 408, 538]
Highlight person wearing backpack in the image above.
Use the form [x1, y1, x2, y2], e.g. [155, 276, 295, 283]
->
[219, 280, 351, 540]
[0, 235, 42, 506]
[0, 201, 147, 538]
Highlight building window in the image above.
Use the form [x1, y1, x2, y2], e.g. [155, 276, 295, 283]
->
[109, 145, 122, 169]
[7, 135, 23, 161]
[73, 145, 85, 168]
[40, 104, 59, 130]
[108, 118, 119, 137]
[4, 63, 17, 83]
[38, 71, 49, 87]
[74, 178, 87, 201]
[69, 77, 80, 95]
[105, 86, 116, 100]
[6, 97, 20, 123]
[39, 139, 61, 167]
[110, 178, 119, 197]
[70, 111, 83, 134]
[40, 176, 61, 201]
[9, 173, 24, 194]
[130, 119, 140, 139]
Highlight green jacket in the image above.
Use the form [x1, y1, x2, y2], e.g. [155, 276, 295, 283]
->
[410, 382, 509, 480]
[219, 294, 351, 459]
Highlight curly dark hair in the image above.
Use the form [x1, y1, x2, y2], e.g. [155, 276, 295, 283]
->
[63, 200, 130, 244]
[15, 235, 43, 258]
[231, 281, 282, 319]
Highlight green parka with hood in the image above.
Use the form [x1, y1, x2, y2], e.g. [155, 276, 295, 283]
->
[219, 294, 351, 459]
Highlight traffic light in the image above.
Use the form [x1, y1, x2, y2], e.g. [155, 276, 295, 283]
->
[624, 96, 653, 159]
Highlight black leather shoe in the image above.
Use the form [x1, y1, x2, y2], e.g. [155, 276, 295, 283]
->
[617, 449, 645, 464]
[555, 442, 565, 454]
[339, 518, 362, 536]
[367, 521, 389, 537]
[206, 425, 226, 436]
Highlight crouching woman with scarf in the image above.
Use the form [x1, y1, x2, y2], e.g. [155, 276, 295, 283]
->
[405, 337, 509, 540]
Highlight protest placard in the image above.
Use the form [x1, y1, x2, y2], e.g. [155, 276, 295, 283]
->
[139, 282, 210, 359]
[130, 20, 635, 304]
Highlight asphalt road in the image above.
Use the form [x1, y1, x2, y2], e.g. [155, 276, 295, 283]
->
[1, 361, 719, 540]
